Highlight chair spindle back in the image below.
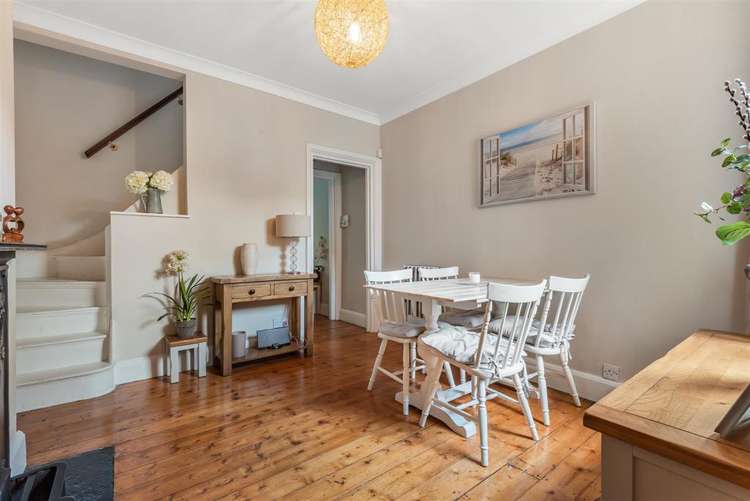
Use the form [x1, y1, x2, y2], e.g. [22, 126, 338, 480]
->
[417, 266, 459, 281]
[534, 275, 590, 348]
[364, 269, 414, 325]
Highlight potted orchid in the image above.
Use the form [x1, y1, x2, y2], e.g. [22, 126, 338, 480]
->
[148, 250, 208, 338]
[125, 170, 173, 214]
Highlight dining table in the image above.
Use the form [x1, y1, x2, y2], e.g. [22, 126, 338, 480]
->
[366, 276, 529, 438]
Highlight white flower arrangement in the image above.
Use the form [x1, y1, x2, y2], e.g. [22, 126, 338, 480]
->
[125, 171, 150, 195]
[164, 249, 189, 275]
[124, 170, 173, 194]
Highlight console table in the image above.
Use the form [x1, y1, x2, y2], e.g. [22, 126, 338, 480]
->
[584, 329, 750, 500]
[210, 273, 315, 376]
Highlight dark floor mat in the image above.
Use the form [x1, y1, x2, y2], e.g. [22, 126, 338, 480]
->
[31, 447, 114, 501]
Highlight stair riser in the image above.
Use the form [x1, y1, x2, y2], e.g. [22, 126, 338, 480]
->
[17, 284, 106, 310]
[17, 308, 107, 340]
[17, 337, 107, 374]
[16, 366, 114, 412]
[54, 257, 106, 281]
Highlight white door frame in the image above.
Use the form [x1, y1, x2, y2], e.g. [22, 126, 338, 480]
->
[306, 144, 382, 331]
[312, 170, 342, 320]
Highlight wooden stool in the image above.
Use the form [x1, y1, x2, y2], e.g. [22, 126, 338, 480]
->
[164, 334, 208, 383]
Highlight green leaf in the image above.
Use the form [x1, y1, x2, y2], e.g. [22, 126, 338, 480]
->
[716, 221, 750, 245]
[722, 154, 737, 167]
[727, 202, 743, 214]
[711, 147, 725, 157]
[721, 192, 733, 204]
[721, 137, 732, 147]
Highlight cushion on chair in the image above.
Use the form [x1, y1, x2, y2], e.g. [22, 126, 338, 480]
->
[379, 319, 424, 338]
[488, 316, 572, 348]
[440, 309, 485, 328]
[419, 323, 514, 365]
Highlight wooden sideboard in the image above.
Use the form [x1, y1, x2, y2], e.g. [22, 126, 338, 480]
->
[584, 329, 750, 500]
[210, 273, 315, 376]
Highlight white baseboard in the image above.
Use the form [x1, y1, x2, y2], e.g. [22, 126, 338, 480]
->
[339, 308, 366, 328]
[525, 358, 619, 402]
[10, 430, 26, 475]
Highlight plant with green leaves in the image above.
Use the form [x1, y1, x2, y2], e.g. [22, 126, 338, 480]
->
[696, 79, 750, 245]
[148, 250, 208, 323]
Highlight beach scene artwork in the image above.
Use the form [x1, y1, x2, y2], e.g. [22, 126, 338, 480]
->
[480, 105, 592, 207]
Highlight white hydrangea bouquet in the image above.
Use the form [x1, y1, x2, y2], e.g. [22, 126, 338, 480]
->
[125, 170, 173, 214]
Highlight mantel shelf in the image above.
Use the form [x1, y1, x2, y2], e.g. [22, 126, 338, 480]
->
[0, 243, 47, 252]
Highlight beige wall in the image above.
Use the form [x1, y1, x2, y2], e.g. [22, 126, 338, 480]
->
[314, 160, 367, 315]
[111, 71, 379, 369]
[14, 40, 183, 249]
[380, 0, 750, 381]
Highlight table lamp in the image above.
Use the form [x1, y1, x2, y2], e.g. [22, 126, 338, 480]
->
[275, 214, 311, 274]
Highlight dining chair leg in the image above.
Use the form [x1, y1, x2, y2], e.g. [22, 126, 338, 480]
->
[368, 339, 388, 391]
[418, 357, 444, 427]
[477, 378, 489, 467]
[536, 355, 550, 426]
[514, 373, 540, 441]
[459, 369, 467, 385]
[402, 343, 411, 416]
[471, 375, 478, 400]
[410, 342, 417, 381]
[443, 362, 456, 387]
[561, 350, 581, 407]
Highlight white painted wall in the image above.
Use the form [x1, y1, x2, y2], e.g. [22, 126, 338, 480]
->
[110, 71, 379, 379]
[380, 0, 750, 384]
[14, 40, 183, 249]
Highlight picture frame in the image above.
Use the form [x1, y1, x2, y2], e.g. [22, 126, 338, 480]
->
[479, 103, 596, 208]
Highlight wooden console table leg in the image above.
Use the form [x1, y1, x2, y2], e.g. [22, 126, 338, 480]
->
[305, 280, 314, 356]
[221, 285, 233, 376]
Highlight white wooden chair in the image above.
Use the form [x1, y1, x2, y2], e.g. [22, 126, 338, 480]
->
[492, 275, 589, 426]
[365, 269, 454, 415]
[418, 266, 485, 330]
[417, 280, 547, 466]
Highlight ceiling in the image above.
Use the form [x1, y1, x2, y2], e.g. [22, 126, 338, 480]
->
[15, 0, 643, 124]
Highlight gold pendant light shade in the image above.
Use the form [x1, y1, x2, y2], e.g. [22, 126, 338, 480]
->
[315, 0, 389, 69]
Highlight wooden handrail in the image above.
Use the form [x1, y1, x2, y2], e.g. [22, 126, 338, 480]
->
[84, 86, 183, 159]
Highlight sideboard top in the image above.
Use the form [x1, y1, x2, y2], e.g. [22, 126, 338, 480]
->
[211, 273, 316, 284]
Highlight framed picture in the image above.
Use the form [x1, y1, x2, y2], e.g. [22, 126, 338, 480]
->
[479, 104, 595, 207]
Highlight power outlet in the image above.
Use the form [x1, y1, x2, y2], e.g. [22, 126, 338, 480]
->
[602, 363, 621, 382]
[272, 318, 289, 328]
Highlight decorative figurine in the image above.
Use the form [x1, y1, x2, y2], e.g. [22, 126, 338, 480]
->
[2, 205, 25, 243]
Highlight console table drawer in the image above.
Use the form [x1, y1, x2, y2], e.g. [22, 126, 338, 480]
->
[273, 281, 307, 296]
[233, 283, 272, 299]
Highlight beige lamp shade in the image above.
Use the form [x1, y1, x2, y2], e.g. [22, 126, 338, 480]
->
[275, 214, 311, 238]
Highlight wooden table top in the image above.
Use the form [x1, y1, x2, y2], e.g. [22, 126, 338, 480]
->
[211, 273, 316, 284]
[366, 277, 533, 304]
[584, 329, 750, 489]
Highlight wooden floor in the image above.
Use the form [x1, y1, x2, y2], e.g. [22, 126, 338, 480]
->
[19, 317, 602, 500]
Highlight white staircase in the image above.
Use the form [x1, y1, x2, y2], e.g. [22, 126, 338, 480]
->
[16, 255, 114, 412]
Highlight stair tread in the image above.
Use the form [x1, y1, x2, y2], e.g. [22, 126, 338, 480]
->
[17, 305, 105, 315]
[17, 362, 112, 387]
[17, 331, 107, 349]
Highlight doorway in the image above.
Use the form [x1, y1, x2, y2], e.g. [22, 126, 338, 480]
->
[306, 145, 382, 331]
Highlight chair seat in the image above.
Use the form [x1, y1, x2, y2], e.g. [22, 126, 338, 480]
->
[419, 323, 517, 366]
[379, 319, 425, 339]
[440, 309, 485, 328]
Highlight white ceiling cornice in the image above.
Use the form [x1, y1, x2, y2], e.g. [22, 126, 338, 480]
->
[12, 1, 383, 125]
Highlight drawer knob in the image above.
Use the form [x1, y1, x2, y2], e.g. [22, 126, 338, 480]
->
[248, 289, 255, 295]
[288, 285, 295, 291]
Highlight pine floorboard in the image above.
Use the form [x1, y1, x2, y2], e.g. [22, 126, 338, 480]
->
[19, 316, 601, 500]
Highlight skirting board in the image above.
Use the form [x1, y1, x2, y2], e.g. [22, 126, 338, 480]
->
[524, 358, 619, 402]
[339, 308, 366, 328]
[115, 350, 201, 385]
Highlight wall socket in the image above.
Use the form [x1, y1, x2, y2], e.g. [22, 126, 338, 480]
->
[602, 363, 621, 382]
[272, 318, 289, 328]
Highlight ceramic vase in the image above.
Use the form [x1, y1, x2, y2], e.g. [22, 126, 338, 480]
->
[241, 243, 258, 275]
[142, 187, 163, 214]
[175, 318, 197, 339]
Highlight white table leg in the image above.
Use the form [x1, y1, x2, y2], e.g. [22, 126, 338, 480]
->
[422, 297, 443, 332]
[198, 344, 207, 378]
[395, 347, 477, 438]
[170, 346, 179, 384]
